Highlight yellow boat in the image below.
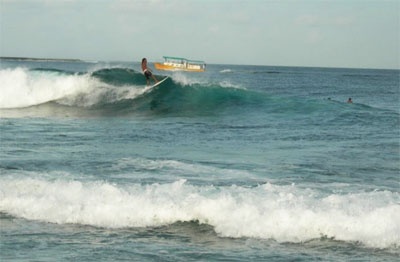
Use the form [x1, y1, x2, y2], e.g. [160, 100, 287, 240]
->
[154, 56, 206, 72]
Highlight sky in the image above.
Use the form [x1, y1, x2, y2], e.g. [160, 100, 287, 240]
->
[0, 0, 399, 69]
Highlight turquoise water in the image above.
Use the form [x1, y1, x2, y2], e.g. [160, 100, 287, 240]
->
[0, 60, 399, 261]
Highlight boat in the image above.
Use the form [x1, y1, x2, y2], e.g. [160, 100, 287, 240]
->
[154, 56, 206, 72]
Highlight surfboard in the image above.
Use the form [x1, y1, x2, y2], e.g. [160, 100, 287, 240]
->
[151, 76, 169, 88]
[143, 76, 169, 93]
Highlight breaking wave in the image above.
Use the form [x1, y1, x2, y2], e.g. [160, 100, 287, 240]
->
[1, 67, 395, 119]
[0, 175, 399, 249]
[0, 67, 259, 115]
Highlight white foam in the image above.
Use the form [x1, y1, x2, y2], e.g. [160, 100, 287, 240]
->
[171, 72, 206, 86]
[219, 80, 244, 89]
[1, 176, 399, 248]
[0, 68, 146, 109]
[0, 68, 91, 108]
[58, 84, 145, 108]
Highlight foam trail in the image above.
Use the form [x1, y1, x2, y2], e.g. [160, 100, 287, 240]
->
[1, 177, 399, 248]
[57, 84, 145, 108]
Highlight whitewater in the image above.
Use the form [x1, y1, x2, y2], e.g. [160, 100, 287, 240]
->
[0, 59, 399, 261]
[0, 67, 148, 109]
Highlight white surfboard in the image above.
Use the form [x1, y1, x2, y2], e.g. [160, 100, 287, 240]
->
[151, 76, 169, 88]
[143, 76, 169, 94]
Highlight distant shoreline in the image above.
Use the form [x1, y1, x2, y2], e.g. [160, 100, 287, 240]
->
[0, 57, 81, 62]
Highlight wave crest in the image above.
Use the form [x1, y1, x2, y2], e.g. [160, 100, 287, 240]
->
[0, 67, 95, 108]
[1, 67, 387, 119]
[0, 67, 152, 110]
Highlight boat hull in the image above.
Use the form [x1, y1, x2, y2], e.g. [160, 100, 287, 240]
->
[154, 63, 205, 72]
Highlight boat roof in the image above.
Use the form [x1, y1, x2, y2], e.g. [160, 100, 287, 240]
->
[163, 56, 205, 64]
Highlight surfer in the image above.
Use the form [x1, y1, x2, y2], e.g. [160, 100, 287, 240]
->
[141, 58, 158, 85]
[347, 98, 353, 103]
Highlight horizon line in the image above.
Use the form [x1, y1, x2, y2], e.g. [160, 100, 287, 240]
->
[1, 56, 398, 71]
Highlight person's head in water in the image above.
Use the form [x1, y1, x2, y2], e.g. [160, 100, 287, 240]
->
[347, 98, 353, 103]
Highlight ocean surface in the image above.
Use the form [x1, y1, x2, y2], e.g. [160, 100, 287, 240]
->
[0, 59, 399, 261]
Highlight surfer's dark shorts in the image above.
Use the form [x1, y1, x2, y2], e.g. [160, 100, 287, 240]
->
[144, 70, 152, 80]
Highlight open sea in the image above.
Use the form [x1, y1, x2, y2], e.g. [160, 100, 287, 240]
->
[0, 59, 399, 261]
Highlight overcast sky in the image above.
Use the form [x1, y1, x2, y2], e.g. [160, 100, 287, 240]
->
[1, 0, 399, 69]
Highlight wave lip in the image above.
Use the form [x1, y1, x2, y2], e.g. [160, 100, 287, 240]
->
[1, 177, 399, 249]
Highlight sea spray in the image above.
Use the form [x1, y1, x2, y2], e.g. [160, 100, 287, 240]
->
[0, 67, 148, 109]
[0, 67, 96, 108]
